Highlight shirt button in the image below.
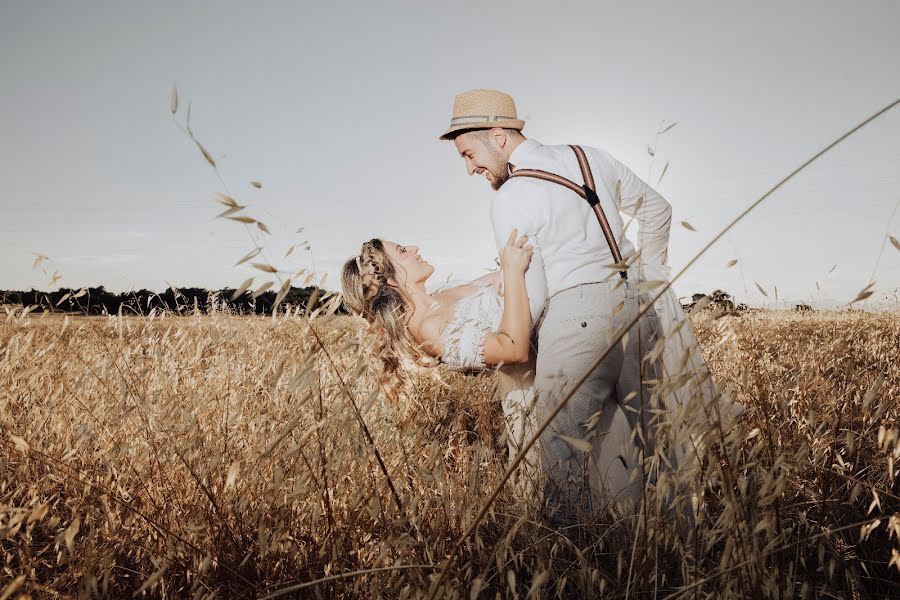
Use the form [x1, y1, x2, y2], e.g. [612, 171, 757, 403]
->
[581, 322, 587, 328]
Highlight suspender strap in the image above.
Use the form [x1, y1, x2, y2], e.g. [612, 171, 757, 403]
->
[569, 144, 596, 191]
[508, 145, 627, 278]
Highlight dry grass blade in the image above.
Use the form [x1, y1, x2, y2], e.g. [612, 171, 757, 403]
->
[681, 221, 696, 231]
[851, 282, 876, 304]
[257, 221, 271, 234]
[726, 259, 739, 268]
[273, 279, 292, 308]
[215, 193, 239, 208]
[557, 435, 592, 453]
[657, 160, 669, 185]
[230, 277, 254, 300]
[0, 575, 26, 600]
[862, 373, 885, 409]
[227, 216, 256, 225]
[195, 140, 216, 167]
[234, 248, 262, 267]
[890, 235, 900, 251]
[170, 83, 178, 115]
[251, 281, 274, 298]
[658, 121, 679, 134]
[755, 281, 768, 297]
[637, 279, 665, 294]
[259, 565, 438, 599]
[251, 262, 278, 274]
[133, 562, 168, 596]
[225, 461, 240, 490]
[10, 434, 29, 452]
[216, 205, 245, 218]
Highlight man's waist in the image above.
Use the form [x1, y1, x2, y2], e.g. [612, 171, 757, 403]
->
[545, 262, 635, 297]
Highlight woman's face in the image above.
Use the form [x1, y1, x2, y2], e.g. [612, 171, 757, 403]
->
[383, 241, 434, 287]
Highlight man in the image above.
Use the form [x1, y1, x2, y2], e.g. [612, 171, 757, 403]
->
[439, 88, 673, 528]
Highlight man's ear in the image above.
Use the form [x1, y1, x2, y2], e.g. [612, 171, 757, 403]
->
[490, 127, 508, 149]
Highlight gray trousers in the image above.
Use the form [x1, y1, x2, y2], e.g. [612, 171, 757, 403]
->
[534, 273, 664, 527]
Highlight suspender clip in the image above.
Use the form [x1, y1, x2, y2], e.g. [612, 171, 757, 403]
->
[583, 185, 601, 208]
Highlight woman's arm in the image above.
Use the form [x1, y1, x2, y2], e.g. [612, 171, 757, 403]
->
[469, 270, 502, 293]
[482, 230, 533, 365]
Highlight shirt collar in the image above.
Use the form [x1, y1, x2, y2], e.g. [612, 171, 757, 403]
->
[507, 138, 541, 173]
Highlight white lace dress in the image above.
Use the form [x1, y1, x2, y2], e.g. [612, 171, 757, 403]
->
[438, 282, 502, 372]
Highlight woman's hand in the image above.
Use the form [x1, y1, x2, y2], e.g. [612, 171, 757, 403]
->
[499, 228, 534, 275]
[483, 229, 534, 365]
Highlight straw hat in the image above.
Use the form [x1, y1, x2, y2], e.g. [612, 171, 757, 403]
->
[439, 88, 525, 140]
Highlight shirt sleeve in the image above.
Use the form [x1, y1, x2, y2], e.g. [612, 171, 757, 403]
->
[597, 150, 672, 269]
[491, 181, 550, 324]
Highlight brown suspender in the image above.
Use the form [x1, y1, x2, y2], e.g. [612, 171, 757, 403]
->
[508, 145, 627, 279]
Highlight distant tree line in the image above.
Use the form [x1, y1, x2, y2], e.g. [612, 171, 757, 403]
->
[0, 285, 341, 316]
[3, 285, 818, 317]
[682, 290, 816, 313]
[681, 290, 745, 313]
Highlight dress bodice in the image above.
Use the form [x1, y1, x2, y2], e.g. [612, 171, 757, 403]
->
[438, 283, 503, 371]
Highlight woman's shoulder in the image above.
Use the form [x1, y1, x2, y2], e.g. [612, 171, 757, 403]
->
[427, 278, 469, 295]
[431, 283, 479, 305]
[410, 311, 446, 357]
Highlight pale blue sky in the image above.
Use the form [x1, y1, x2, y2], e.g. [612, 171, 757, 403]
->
[2, 1, 899, 307]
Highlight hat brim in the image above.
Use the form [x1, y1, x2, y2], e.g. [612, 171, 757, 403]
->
[439, 119, 525, 141]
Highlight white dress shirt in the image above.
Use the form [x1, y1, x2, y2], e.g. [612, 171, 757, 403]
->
[491, 138, 673, 322]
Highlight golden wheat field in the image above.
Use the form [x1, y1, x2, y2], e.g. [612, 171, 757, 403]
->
[1, 305, 898, 599]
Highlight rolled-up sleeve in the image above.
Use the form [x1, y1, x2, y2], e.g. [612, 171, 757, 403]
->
[491, 181, 549, 324]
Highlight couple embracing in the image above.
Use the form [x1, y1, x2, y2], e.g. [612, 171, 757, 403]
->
[342, 89, 738, 530]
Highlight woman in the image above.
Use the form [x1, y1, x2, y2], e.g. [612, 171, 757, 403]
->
[341, 229, 534, 374]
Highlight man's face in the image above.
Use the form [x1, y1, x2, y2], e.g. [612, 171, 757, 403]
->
[454, 130, 509, 191]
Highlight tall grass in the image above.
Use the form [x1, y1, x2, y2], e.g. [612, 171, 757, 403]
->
[1, 304, 897, 598]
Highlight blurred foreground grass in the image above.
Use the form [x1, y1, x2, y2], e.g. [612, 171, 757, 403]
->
[1, 307, 898, 598]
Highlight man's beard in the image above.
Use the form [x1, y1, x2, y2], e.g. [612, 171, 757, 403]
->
[481, 141, 509, 190]
[490, 167, 509, 190]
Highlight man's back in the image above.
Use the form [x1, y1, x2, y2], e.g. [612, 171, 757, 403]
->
[492, 139, 672, 304]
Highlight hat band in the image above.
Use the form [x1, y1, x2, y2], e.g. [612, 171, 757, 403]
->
[450, 114, 518, 126]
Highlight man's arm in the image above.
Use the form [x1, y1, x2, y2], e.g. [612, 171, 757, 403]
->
[491, 185, 549, 324]
[601, 150, 672, 268]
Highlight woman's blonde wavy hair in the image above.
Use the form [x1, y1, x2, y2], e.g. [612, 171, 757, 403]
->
[341, 239, 433, 401]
